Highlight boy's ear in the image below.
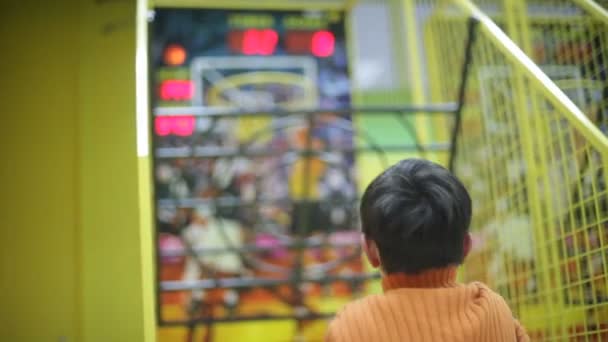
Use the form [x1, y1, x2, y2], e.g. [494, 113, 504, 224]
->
[463, 233, 472, 259]
[361, 234, 381, 268]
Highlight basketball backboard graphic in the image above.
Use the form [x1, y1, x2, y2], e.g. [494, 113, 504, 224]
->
[191, 56, 319, 110]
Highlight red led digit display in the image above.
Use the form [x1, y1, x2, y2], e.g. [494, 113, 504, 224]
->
[311, 30, 335, 57]
[155, 116, 196, 136]
[285, 31, 312, 54]
[229, 29, 335, 57]
[155, 116, 173, 136]
[159, 80, 194, 101]
[229, 29, 278, 55]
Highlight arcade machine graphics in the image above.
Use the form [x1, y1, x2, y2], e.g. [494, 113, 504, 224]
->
[152, 8, 365, 326]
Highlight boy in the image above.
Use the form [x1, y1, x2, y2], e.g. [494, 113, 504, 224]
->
[326, 159, 529, 341]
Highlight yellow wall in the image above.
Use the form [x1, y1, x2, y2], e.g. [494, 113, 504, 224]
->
[0, 1, 155, 341]
[0, 1, 80, 340]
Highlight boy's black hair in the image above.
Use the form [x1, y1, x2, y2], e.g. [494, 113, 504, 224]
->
[360, 159, 472, 274]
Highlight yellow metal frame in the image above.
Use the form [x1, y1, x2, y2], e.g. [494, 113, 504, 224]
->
[572, 0, 608, 23]
[401, 0, 445, 162]
[150, 0, 354, 10]
[135, 0, 157, 341]
[502, 1, 566, 329]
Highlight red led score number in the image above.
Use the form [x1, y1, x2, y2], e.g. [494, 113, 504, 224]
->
[228, 29, 335, 57]
[155, 116, 195, 136]
[229, 29, 278, 55]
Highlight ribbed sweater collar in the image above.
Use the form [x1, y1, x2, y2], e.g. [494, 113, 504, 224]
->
[381, 266, 458, 291]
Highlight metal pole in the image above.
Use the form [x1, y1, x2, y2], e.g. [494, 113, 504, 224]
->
[155, 143, 451, 159]
[154, 104, 458, 117]
[449, 17, 479, 172]
[160, 272, 381, 292]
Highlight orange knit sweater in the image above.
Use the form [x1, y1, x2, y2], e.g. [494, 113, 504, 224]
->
[326, 267, 529, 342]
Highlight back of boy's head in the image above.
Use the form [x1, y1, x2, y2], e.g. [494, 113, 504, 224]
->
[360, 158, 472, 274]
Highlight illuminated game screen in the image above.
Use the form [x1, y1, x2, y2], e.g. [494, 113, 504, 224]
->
[151, 8, 364, 330]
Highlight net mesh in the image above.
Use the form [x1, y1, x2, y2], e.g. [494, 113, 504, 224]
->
[417, 0, 608, 340]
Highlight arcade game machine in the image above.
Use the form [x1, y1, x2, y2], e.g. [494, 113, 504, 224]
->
[146, 1, 461, 340]
[149, 1, 372, 341]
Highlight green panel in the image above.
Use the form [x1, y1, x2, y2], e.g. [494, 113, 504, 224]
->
[354, 88, 415, 146]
